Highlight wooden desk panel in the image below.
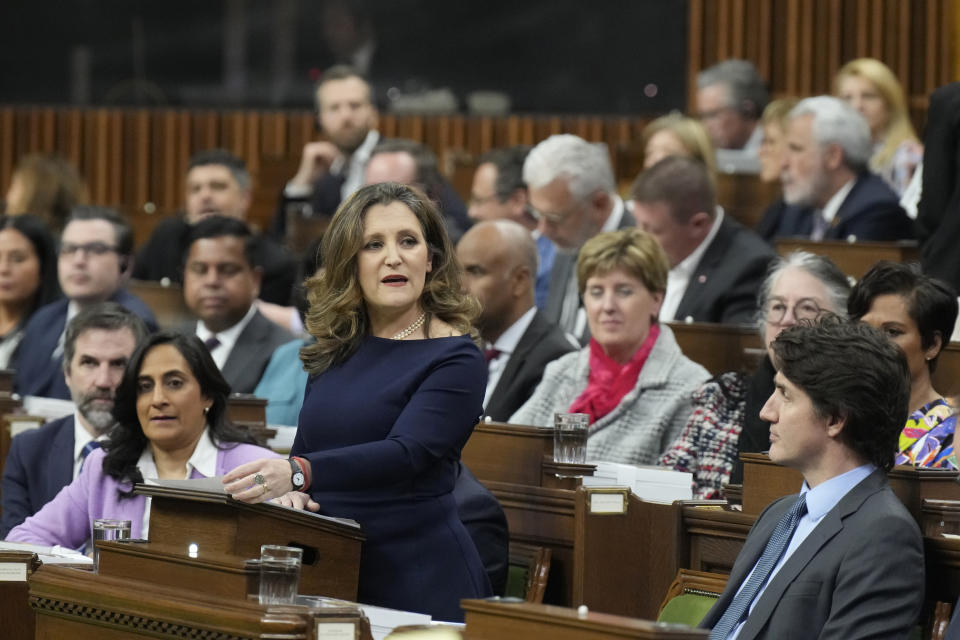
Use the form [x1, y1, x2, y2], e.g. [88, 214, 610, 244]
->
[462, 422, 555, 487]
[462, 599, 708, 639]
[774, 239, 920, 279]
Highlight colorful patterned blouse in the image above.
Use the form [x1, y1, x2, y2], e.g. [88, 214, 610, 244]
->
[895, 397, 957, 469]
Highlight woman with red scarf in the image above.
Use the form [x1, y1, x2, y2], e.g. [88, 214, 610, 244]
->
[510, 228, 709, 465]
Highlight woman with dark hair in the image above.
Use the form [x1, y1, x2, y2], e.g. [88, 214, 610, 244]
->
[849, 261, 959, 468]
[6, 331, 278, 547]
[0, 214, 60, 368]
[224, 182, 491, 620]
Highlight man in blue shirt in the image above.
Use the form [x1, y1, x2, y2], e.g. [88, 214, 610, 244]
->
[701, 318, 924, 639]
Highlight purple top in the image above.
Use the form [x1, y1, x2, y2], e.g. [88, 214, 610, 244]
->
[5, 442, 277, 550]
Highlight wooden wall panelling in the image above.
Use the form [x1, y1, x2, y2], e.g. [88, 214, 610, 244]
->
[0, 109, 14, 190]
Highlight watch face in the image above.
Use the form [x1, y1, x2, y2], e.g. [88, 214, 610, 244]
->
[293, 472, 305, 488]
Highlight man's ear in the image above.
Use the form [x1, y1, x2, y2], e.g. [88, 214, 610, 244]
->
[825, 411, 847, 439]
[823, 143, 845, 172]
[688, 211, 713, 233]
[251, 266, 263, 299]
[509, 264, 532, 298]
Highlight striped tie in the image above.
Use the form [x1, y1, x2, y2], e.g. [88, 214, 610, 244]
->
[708, 494, 808, 639]
[79, 441, 101, 472]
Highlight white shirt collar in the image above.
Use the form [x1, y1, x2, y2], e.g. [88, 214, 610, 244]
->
[601, 195, 626, 233]
[821, 178, 856, 224]
[743, 123, 764, 151]
[492, 307, 537, 355]
[136, 426, 219, 480]
[336, 130, 381, 201]
[196, 304, 258, 371]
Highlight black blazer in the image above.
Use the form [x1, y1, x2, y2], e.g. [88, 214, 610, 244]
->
[772, 171, 913, 242]
[918, 82, 960, 290]
[484, 311, 575, 422]
[0, 415, 74, 537]
[180, 309, 294, 395]
[672, 216, 775, 325]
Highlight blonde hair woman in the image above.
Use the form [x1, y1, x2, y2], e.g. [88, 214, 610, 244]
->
[224, 182, 492, 621]
[4, 154, 89, 231]
[641, 113, 717, 179]
[511, 228, 709, 465]
[835, 58, 922, 195]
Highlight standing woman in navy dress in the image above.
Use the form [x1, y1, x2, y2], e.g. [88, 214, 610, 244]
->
[224, 182, 491, 620]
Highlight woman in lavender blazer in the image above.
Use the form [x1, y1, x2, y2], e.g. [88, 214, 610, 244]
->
[6, 331, 279, 548]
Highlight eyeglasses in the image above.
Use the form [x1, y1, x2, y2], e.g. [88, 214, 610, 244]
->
[59, 242, 120, 258]
[533, 204, 580, 226]
[764, 297, 824, 324]
[469, 193, 502, 207]
[697, 105, 736, 121]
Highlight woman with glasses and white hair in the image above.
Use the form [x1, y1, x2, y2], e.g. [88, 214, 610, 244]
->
[660, 252, 851, 498]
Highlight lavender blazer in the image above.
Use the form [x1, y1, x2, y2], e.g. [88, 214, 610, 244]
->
[5, 442, 278, 550]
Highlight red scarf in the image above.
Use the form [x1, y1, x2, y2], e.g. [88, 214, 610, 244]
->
[569, 324, 660, 424]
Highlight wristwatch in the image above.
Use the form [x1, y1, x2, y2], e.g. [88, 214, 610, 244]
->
[289, 458, 306, 491]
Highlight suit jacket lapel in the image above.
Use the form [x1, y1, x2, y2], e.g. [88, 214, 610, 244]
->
[48, 416, 75, 500]
[222, 311, 266, 392]
[673, 226, 727, 321]
[543, 253, 575, 325]
[487, 312, 547, 416]
[736, 471, 886, 639]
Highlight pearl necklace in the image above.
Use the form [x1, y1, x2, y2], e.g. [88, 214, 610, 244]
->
[391, 312, 426, 340]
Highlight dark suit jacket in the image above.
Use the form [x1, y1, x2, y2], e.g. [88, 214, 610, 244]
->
[14, 290, 158, 399]
[484, 311, 575, 422]
[183, 308, 294, 395]
[672, 216, 775, 325]
[918, 82, 960, 290]
[771, 171, 914, 242]
[134, 216, 297, 306]
[543, 206, 636, 345]
[0, 415, 75, 537]
[454, 463, 509, 596]
[700, 470, 924, 639]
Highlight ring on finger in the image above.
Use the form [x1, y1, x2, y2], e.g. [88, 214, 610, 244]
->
[254, 473, 266, 485]
[262, 483, 269, 495]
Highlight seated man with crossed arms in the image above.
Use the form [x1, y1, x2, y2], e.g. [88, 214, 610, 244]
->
[702, 317, 923, 639]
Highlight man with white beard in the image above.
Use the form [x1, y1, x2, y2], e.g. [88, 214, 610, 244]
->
[768, 96, 912, 242]
[0, 303, 147, 536]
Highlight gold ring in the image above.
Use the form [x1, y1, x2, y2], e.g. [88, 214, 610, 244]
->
[253, 473, 265, 485]
[262, 483, 269, 495]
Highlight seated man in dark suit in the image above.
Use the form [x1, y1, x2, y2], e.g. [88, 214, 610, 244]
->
[701, 319, 923, 639]
[769, 95, 913, 242]
[15, 206, 158, 399]
[182, 216, 293, 394]
[632, 156, 774, 325]
[133, 149, 296, 305]
[1, 303, 147, 536]
[457, 219, 575, 421]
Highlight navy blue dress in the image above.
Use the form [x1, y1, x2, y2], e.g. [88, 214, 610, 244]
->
[291, 334, 492, 621]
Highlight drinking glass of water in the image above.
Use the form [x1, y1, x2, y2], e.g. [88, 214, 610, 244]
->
[92, 518, 131, 571]
[553, 413, 590, 464]
[259, 544, 303, 605]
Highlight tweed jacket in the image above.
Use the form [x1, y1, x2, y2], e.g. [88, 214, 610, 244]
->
[509, 324, 709, 465]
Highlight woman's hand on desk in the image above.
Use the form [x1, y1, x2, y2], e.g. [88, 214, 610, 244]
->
[273, 491, 320, 511]
[222, 458, 293, 503]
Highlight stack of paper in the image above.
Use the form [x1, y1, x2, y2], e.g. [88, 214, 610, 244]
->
[0, 540, 92, 566]
[581, 461, 693, 503]
[359, 604, 432, 640]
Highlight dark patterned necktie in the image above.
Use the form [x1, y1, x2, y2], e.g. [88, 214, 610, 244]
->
[483, 348, 501, 363]
[79, 440, 101, 472]
[204, 335, 220, 351]
[708, 494, 808, 639]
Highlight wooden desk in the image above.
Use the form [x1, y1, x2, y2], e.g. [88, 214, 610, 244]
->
[773, 238, 920, 279]
[462, 599, 708, 639]
[716, 173, 781, 231]
[666, 323, 763, 377]
[127, 279, 192, 330]
[29, 564, 353, 639]
[0, 550, 40, 640]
